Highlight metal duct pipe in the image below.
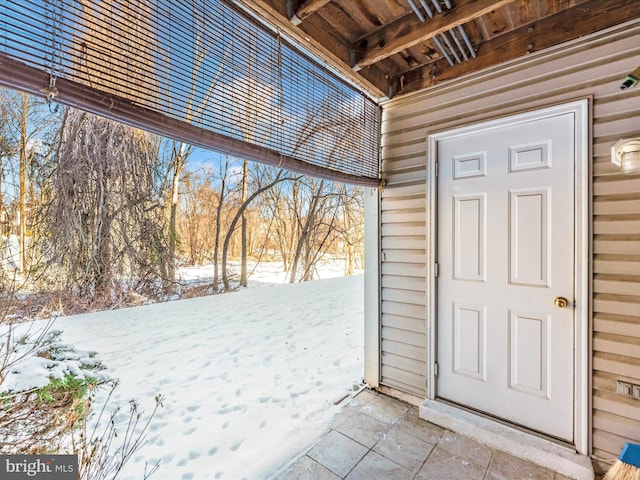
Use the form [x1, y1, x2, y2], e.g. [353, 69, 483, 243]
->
[449, 28, 468, 61]
[457, 25, 477, 58]
[407, 0, 425, 22]
[431, 0, 443, 13]
[441, 32, 461, 63]
[432, 35, 454, 66]
[419, 0, 434, 18]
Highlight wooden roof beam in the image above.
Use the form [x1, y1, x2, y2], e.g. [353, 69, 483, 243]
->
[391, 0, 640, 98]
[353, 0, 515, 70]
[288, 0, 332, 25]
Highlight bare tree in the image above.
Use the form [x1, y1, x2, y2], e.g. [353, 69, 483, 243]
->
[221, 169, 293, 291]
[212, 156, 231, 291]
[47, 110, 167, 303]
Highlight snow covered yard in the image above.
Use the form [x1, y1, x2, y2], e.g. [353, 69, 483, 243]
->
[18, 274, 364, 480]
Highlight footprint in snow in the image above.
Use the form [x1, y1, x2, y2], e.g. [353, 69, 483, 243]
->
[182, 473, 194, 480]
[188, 451, 200, 460]
[230, 440, 243, 451]
[207, 447, 218, 456]
[177, 459, 187, 467]
[149, 422, 167, 432]
[162, 453, 175, 464]
[183, 427, 197, 435]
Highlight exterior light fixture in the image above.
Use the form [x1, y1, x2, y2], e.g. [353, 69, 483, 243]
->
[620, 66, 640, 90]
[611, 138, 640, 174]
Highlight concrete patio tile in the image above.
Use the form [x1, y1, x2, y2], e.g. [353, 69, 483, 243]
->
[336, 411, 390, 448]
[373, 426, 434, 473]
[345, 389, 378, 411]
[485, 450, 555, 480]
[437, 430, 493, 468]
[395, 408, 446, 445]
[275, 455, 341, 480]
[307, 430, 369, 478]
[345, 451, 414, 480]
[417, 446, 486, 480]
[331, 389, 378, 428]
[359, 393, 409, 426]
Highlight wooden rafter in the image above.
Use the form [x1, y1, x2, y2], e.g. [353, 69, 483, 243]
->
[289, 0, 332, 25]
[392, 0, 640, 97]
[353, 0, 516, 69]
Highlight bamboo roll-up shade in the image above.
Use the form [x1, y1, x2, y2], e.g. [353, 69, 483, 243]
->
[0, 0, 381, 186]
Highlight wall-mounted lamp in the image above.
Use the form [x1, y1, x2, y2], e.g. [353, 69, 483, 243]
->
[620, 66, 640, 90]
[611, 138, 640, 174]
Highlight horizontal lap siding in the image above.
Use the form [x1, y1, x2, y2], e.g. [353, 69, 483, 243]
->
[380, 20, 640, 458]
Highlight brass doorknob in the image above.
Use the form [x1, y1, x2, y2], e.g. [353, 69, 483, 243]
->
[554, 297, 569, 308]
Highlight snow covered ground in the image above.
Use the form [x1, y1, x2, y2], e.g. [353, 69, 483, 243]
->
[4, 272, 365, 480]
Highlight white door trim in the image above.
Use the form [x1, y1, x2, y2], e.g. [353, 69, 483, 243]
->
[425, 99, 590, 454]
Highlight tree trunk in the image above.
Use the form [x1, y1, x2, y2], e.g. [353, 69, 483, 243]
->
[240, 159, 248, 287]
[168, 142, 189, 284]
[289, 180, 324, 283]
[18, 94, 28, 274]
[222, 170, 287, 291]
[213, 155, 229, 292]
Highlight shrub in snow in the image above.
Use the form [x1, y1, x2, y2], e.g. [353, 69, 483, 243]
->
[0, 324, 163, 480]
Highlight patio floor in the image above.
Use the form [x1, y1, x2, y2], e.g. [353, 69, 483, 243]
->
[271, 388, 579, 480]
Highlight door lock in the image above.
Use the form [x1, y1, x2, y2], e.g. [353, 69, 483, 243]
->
[554, 297, 569, 309]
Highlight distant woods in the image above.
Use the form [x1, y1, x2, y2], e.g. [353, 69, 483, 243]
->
[0, 88, 364, 314]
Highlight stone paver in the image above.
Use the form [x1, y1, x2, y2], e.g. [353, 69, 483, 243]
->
[345, 451, 413, 480]
[307, 430, 368, 478]
[417, 446, 487, 480]
[373, 427, 434, 473]
[358, 394, 409, 426]
[437, 430, 493, 468]
[335, 411, 389, 448]
[395, 407, 445, 444]
[273, 389, 586, 480]
[275, 455, 340, 480]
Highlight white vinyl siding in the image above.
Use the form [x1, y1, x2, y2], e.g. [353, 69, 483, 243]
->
[379, 19, 640, 458]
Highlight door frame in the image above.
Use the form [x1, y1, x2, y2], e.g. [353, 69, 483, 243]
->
[425, 99, 590, 454]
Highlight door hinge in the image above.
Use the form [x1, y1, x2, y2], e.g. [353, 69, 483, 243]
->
[434, 362, 439, 377]
[434, 262, 439, 277]
[435, 161, 439, 177]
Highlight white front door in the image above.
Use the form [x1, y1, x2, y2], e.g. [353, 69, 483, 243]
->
[436, 108, 576, 441]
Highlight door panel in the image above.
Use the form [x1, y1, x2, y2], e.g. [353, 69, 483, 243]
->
[454, 193, 486, 282]
[437, 111, 575, 441]
[510, 188, 549, 286]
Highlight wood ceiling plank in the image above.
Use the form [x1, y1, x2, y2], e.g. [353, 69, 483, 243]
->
[393, 0, 640, 97]
[353, 0, 516, 69]
[318, 3, 367, 42]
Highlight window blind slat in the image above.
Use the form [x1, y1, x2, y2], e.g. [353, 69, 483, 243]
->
[0, 0, 380, 185]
